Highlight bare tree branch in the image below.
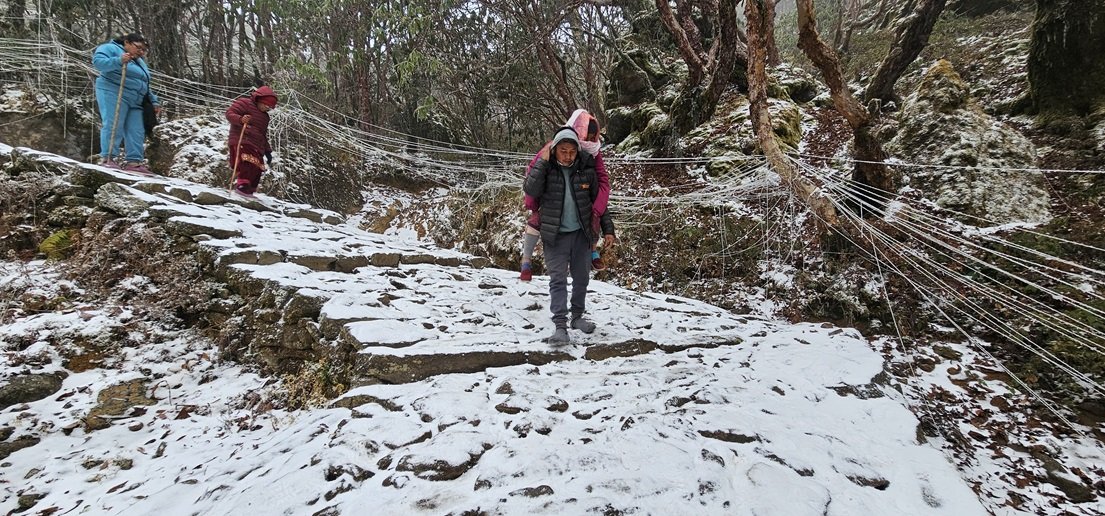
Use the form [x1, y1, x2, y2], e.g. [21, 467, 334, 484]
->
[655, 0, 707, 84]
[797, 0, 895, 207]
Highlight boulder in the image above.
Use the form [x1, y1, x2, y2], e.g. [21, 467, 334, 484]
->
[65, 163, 136, 189]
[84, 379, 156, 431]
[46, 205, 93, 227]
[0, 372, 66, 410]
[165, 217, 243, 239]
[394, 431, 492, 481]
[95, 182, 152, 217]
[0, 435, 40, 460]
[887, 60, 1050, 223]
[775, 65, 821, 104]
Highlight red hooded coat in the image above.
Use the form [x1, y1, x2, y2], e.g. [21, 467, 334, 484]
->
[226, 85, 276, 158]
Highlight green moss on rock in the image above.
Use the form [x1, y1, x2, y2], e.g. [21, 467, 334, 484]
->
[38, 229, 76, 260]
[888, 59, 1050, 223]
[916, 59, 971, 112]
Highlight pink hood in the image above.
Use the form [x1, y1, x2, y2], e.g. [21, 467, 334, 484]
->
[566, 109, 601, 155]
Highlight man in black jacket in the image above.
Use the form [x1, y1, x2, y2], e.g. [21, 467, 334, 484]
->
[523, 126, 615, 344]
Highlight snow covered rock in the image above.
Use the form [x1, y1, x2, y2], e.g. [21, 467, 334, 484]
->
[93, 182, 152, 217]
[887, 60, 1050, 224]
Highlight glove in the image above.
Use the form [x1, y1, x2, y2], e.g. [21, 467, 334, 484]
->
[264, 152, 273, 165]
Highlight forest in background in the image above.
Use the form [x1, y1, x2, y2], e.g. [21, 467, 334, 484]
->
[5, 0, 1099, 155]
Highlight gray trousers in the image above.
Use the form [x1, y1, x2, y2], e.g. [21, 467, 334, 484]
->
[544, 229, 591, 328]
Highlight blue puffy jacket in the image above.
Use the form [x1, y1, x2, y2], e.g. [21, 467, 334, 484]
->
[92, 40, 159, 109]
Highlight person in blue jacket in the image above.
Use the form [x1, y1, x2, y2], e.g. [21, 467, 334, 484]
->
[92, 33, 160, 174]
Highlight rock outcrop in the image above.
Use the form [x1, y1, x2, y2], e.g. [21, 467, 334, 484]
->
[886, 60, 1050, 224]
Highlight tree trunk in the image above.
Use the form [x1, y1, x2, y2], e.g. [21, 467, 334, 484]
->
[142, 0, 185, 77]
[864, 0, 947, 106]
[655, 0, 707, 84]
[254, 0, 274, 76]
[746, 0, 838, 227]
[797, 0, 895, 211]
[237, 7, 248, 85]
[835, 0, 868, 53]
[357, 61, 372, 129]
[662, 0, 749, 134]
[1028, 0, 1105, 117]
[4, 0, 25, 34]
[831, 0, 846, 49]
[701, 0, 744, 114]
[764, 0, 781, 65]
[224, 8, 234, 85]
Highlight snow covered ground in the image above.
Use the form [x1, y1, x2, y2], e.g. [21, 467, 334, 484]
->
[2, 257, 987, 515]
[1, 145, 1103, 514]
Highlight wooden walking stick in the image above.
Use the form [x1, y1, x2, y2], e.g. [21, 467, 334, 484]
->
[106, 61, 128, 166]
[228, 118, 250, 190]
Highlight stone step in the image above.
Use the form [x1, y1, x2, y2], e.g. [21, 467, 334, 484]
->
[351, 338, 743, 385]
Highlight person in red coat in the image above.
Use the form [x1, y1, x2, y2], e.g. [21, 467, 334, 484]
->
[225, 86, 278, 195]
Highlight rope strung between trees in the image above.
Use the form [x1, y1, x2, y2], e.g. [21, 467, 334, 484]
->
[7, 33, 1103, 176]
[793, 159, 1105, 402]
[798, 168, 1094, 435]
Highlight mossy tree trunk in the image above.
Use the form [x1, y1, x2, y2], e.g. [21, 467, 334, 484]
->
[1028, 0, 1105, 117]
[655, 0, 748, 134]
[746, 0, 838, 227]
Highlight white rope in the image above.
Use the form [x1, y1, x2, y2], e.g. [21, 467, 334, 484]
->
[815, 189, 1091, 433]
[814, 168, 1105, 350]
[792, 151, 1105, 175]
[820, 173, 1105, 395]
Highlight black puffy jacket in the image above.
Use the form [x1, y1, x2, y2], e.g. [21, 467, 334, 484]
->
[523, 151, 615, 245]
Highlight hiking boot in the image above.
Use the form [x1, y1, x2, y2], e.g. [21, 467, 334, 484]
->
[122, 161, 153, 175]
[520, 262, 533, 281]
[570, 316, 596, 334]
[102, 159, 122, 170]
[547, 327, 570, 345]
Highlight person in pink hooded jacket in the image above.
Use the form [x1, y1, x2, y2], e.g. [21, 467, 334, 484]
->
[520, 109, 611, 281]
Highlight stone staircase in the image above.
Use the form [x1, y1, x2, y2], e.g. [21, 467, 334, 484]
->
[3, 146, 746, 385]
